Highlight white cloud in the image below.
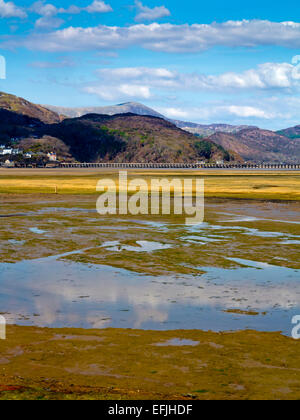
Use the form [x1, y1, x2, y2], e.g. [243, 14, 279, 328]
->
[135, 1, 170, 22]
[187, 62, 300, 90]
[98, 67, 174, 79]
[4, 20, 300, 53]
[119, 84, 151, 98]
[0, 0, 26, 18]
[61, 5, 81, 14]
[35, 16, 64, 29]
[158, 104, 275, 123]
[30, 1, 112, 29]
[161, 108, 189, 119]
[30, 1, 112, 18]
[86, 1, 113, 13]
[30, 1, 57, 16]
[84, 84, 151, 101]
[86, 63, 300, 98]
[157, 96, 299, 126]
[83, 66, 176, 101]
[223, 105, 273, 119]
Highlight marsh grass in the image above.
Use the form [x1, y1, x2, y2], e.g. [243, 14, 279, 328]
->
[0, 169, 299, 200]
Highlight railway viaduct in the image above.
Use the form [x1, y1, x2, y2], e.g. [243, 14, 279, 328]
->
[60, 162, 300, 170]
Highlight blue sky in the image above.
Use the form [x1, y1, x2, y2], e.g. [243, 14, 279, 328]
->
[0, 0, 300, 129]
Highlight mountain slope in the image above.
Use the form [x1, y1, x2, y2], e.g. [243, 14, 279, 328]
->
[277, 125, 300, 139]
[203, 132, 254, 158]
[0, 92, 63, 124]
[207, 128, 300, 163]
[42, 113, 237, 163]
[173, 121, 257, 137]
[0, 109, 45, 144]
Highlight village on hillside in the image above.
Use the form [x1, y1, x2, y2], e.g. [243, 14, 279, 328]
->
[0, 144, 57, 167]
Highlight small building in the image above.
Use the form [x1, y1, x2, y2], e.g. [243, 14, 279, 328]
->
[0, 148, 13, 155]
[4, 159, 15, 167]
[47, 152, 57, 162]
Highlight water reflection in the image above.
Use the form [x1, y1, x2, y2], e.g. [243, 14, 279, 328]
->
[0, 256, 299, 335]
[1, 197, 300, 336]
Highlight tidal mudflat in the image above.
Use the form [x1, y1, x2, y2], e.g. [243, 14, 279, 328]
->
[0, 195, 299, 334]
[0, 172, 300, 399]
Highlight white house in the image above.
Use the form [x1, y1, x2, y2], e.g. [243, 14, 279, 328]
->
[0, 148, 12, 155]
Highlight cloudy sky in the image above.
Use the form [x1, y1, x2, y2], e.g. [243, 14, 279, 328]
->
[0, 0, 300, 129]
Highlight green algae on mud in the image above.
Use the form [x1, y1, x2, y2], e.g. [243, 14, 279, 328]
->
[1, 195, 299, 272]
[0, 325, 299, 400]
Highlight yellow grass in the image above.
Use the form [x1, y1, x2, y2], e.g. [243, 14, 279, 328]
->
[0, 168, 299, 200]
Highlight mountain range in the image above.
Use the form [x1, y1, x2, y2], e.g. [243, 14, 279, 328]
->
[45, 102, 164, 120]
[0, 92, 235, 164]
[0, 91, 299, 164]
[46, 100, 300, 163]
[46, 102, 255, 137]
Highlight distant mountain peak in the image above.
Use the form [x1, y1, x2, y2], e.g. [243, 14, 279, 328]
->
[44, 102, 164, 120]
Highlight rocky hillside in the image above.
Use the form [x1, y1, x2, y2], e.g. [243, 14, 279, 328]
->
[207, 128, 300, 163]
[0, 92, 63, 124]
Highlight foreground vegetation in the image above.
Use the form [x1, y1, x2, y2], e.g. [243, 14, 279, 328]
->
[0, 326, 299, 400]
[0, 168, 299, 200]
